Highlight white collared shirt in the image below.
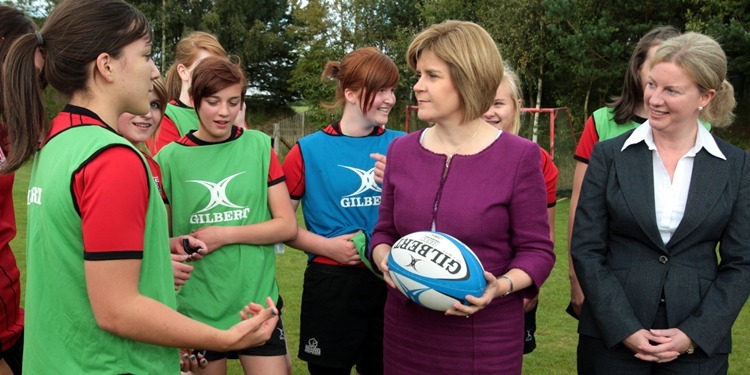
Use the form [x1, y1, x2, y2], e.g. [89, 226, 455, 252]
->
[622, 121, 725, 244]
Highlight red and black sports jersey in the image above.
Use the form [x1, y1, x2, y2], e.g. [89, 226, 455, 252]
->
[144, 153, 168, 204]
[0, 171, 24, 352]
[49, 105, 149, 259]
[177, 126, 285, 186]
[284, 123, 385, 198]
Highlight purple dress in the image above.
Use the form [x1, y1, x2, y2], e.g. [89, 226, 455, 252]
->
[371, 129, 555, 374]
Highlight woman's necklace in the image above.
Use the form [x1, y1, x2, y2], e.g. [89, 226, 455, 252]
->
[432, 124, 482, 168]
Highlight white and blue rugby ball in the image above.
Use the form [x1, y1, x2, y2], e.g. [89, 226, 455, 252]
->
[387, 231, 486, 311]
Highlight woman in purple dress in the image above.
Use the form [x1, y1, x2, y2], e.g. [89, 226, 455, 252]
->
[370, 20, 556, 374]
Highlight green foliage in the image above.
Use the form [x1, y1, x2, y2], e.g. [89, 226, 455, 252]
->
[127, 0, 298, 110]
[11, 0, 750, 132]
[684, 0, 749, 97]
[289, 0, 422, 128]
[214, 0, 298, 107]
[419, 0, 480, 23]
[543, 0, 687, 127]
[477, 0, 549, 107]
[288, 0, 342, 119]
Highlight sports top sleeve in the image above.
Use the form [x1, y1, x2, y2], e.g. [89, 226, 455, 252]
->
[74, 146, 149, 260]
[152, 114, 180, 154]
[573, 115, 599, 164]
[144, 154, 169, 204]
[281, 143, 304, 200]
[268, 147, 285, 187]
[539, 147, 558, 208]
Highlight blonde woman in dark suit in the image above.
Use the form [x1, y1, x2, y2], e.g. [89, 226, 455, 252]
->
[572, 32, 747, 374]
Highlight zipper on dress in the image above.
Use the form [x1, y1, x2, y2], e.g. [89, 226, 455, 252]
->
[431, 154, 452, 230]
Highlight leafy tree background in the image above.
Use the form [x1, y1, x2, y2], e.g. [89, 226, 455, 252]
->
[5, 0, 749, 145]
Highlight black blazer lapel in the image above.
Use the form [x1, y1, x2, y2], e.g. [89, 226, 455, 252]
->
[668, 149, 729, 248]
[615, 142, 666, 251]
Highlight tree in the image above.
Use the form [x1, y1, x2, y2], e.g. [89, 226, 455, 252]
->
[543, 0, 690, 125]
[478, 0, 551, 142]
[684, 0, 749, 99]
[288, 0, 344, 126]
[212, 0, 298, 107]
[129, 0, 298, 110]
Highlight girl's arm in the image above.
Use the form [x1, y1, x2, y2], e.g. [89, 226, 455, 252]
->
[85, 259, 278, 351]
[284, 200, 362, 265]
[191, 182, 298, 252]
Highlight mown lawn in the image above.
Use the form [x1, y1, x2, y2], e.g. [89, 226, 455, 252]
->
[10, 163, 750, 374]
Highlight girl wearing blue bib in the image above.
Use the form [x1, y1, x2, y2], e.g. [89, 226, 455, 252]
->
[283, 47, 403, 375]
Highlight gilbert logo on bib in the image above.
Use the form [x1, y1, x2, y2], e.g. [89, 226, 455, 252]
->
[188, 172, 250, 224]
[338, 165, 381, 208]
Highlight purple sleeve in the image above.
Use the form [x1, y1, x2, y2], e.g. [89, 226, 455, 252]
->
[369, 137, 401, 256]
[507, 142, 556, 298]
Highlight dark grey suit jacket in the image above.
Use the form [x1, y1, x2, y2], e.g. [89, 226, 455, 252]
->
[571, 130, 750, 357]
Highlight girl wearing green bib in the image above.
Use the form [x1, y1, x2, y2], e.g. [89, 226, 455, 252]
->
[150, 32, 229, 154]
[2, 1, 279, 373]
[156, 57, 297, 375]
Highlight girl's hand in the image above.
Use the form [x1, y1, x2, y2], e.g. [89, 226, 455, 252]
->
[179, 348, 207, 372]
[321, 232, 362, 265]
[171, 253, 193, 290]
[225, 297, 279, 350]
[181, 235, 208, 261]
[191, 226, 227, 253]
[371, 153, 387, 185]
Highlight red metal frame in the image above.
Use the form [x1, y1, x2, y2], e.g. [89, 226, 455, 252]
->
[519, 107, 576, 160]
[405, 105, 577, 160]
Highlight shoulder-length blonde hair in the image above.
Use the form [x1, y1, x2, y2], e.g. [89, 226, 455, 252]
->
[502, 63, 523, 135]
[407, 20, 503, 124]
[651, 32, 735, 127]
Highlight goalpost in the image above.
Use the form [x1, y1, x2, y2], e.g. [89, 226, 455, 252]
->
[404, 105, 579, 194]
[404, 105, 577, 160]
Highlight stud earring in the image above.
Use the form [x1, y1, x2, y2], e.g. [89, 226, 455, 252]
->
[698, 106, 703, 112]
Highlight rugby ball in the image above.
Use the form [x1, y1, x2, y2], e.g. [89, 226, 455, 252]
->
[387, 231, 486, 311]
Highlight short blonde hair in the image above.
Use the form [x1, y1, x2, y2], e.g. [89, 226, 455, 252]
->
[651, 32, 735, 127]
[501, 63, 523, 135]
[407, 20, 503, 124]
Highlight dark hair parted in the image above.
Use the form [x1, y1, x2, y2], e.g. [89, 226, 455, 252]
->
[322, 47, 399, 114]
[2, 0, 151, 173]
[0, 5, 36, 122]
[189, 57, 247, 112]
[609, 26, 680, 124]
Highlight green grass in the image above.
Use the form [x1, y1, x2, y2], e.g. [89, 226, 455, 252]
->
[9, 163, 750, 374]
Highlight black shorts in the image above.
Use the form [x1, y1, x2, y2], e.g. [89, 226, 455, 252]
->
[202, 296, 287, 361]
[0, 332, 22, 375]
[298, 263, 386, 374]
[523, 303, 537, 354]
